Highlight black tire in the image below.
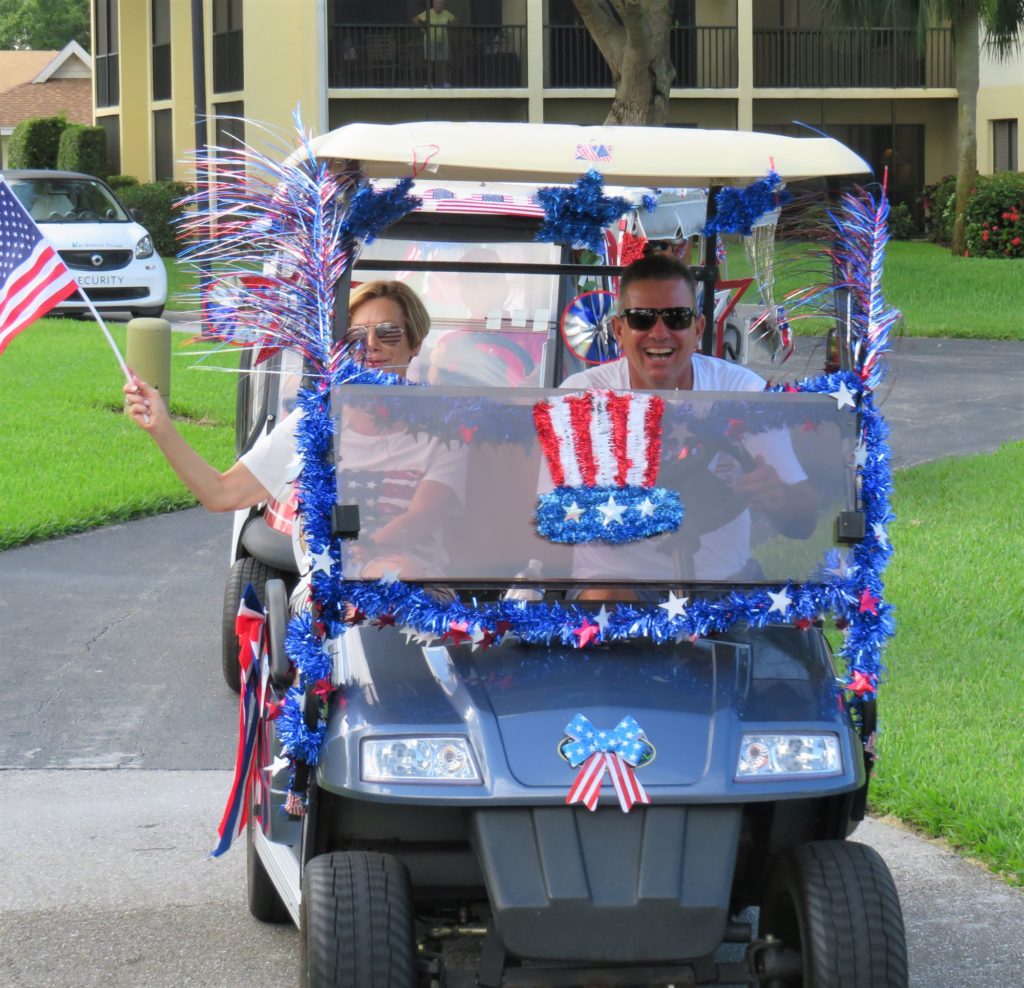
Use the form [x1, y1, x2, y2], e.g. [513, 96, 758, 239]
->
[758, 840, 908, 988]
[221, 556, 286, 692]
[300, 851, 416, 988]
[130, 305, 165, 319]
[246, 806, 291, 924]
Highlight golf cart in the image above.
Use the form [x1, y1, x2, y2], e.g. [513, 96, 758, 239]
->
[216, 122, 904, 987]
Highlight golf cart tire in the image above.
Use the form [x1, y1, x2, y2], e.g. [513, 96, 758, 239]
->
[758, 840, 907, 988]
[221, 556, 287, 692]
[300, 851, 416, 988]
[246, 811, 290, 924]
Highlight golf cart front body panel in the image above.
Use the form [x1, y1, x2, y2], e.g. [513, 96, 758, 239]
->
[471, 804, 742, 962]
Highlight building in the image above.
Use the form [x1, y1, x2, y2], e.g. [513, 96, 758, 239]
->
[0, 41, 93, 169]
[95, 0, 1021, 212]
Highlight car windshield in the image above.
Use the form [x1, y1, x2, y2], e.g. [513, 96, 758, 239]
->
[9, 177, 129, 223]
[331, 385, 858, 587]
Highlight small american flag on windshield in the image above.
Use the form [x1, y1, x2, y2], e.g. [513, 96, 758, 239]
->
[419, 187, 545, 218]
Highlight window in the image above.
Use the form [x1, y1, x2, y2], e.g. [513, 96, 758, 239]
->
[95, 0, 120, 108]
[993, 119, 1018, 172]
[212, 0, 244, 93]
[153, 109, 173, 180]
[214, 101, 245, 151]
[97, 115, 121, 175]
[152, 0, 172, 101]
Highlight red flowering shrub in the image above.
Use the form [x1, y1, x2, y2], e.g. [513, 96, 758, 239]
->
[965, 172, 1024, 259]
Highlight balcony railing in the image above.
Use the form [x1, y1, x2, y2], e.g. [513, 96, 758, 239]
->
[754, 27, 954, 88]
[546, 25, 738, 89]
[328, 24, 526, 88]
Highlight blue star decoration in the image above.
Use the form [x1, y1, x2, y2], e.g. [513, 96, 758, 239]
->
[535, 169, 633, 252]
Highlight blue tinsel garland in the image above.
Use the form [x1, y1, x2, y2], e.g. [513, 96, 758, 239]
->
[703, 171, 786, 238]
[535, 169, 633, 252]
[536, 485, 683, 544]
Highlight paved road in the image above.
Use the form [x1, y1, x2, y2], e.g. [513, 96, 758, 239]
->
[2, 337, 1024, 986]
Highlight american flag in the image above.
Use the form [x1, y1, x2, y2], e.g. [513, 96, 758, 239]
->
[575, 141, 614, 163]
[419, 187, 545, 218]
[0, 179, 78, 355]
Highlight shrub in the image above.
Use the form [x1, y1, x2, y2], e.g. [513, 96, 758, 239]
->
[964, 171, 1024, 259]
[7, 114, 70, 169]
[920, 174, 956, 245]
[55, 125, 110, 178]
[888, 201, 915, 240]
[115, 180, 194, 257]
[107, 174, 140, 191]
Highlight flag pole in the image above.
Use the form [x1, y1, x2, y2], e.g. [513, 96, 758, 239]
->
[75, 284, 133, 384]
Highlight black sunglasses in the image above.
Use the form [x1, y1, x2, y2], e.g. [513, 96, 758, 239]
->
[345, 321, 406, 346]
[620, 307, 696, 331]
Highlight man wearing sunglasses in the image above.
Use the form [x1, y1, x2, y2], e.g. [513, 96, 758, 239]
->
[559, 253, 818, 589]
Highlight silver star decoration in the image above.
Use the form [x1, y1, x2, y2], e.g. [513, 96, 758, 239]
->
[854, 443, 868, 468]
[831, 382, 856, 410]
[594, 605, 611, 633]
[767, 588, 793, 614]
[263, 755, 290, 776]
[308, 548, 333, 575]
[400, 626, 419, 645]
[563, 500, 584, 523]
[659, 591, 689, 620]
[380, 569, 401, 585]
[872, 523, 889, 548]
[637, 497, 656, 518]
[597, 494, 626, 526]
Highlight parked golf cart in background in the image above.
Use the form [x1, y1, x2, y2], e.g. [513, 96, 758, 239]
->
[200, 121, 905, 986]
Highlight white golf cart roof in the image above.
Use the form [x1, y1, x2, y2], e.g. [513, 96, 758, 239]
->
[304, 121, 871, 187]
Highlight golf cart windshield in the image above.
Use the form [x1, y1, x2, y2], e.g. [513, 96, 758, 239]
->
[331, 385, 857, 587]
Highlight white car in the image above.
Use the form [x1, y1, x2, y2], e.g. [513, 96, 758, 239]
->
[4, 169, 168, 318]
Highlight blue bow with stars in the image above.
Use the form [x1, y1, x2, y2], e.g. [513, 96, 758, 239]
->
[562, 713, 653, 768]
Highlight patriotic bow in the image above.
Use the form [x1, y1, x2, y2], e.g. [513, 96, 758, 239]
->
[563, 713, 653, 813]
[212, 583, 265, 856]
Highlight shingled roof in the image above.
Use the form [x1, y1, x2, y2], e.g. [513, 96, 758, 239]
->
[0, 45, 92, 129]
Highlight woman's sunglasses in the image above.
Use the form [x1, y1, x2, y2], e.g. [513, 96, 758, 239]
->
[620, 307, 696, 331]
[345, 321, 406, 346]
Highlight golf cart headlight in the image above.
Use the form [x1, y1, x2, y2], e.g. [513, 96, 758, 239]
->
[361, 736, 481, 784]
[134, 234, 154, 258]
[736, 733, 841, 779]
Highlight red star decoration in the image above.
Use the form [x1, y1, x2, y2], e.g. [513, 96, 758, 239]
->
[345, 608, 367, 625]
[374, 613, 396, 629]
[846, 671, 876, 698]
[495, 620, 513, 637]
[266, 698, 286, 721]
[795, 617, 813, 630]
[443, 621, 472, 646]
[725, 418, 745, 438]
[459, 425, 478, 444]
[476, 628, 498, 650]
[800, 418, 819, 433]
[312, 678, 333, 700]
[783, 383, 799, 393]
[858, 588, 880, 615]
[573, 619, 599, 648]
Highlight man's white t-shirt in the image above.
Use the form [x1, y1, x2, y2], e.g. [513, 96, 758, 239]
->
[558, 355, 806, 581]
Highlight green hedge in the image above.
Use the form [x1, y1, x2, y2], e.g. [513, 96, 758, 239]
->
[55, 125, 109, 178]
[965, 172, 1024, 259]
[920, 174, 957, 245]
[115, 180, 193, 257]
[7, 114, 69, 169]
[107, 174, 140, 191]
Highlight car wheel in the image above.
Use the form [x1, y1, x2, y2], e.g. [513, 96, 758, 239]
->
[300, 851, 416, 988]
[131, 305, 165, 318]
[246, 802, 291, 924]
[222, 556, 287, 692]
[757, 840, 907, 987]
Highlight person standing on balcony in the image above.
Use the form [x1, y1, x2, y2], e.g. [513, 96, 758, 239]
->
[413, 0, 456, 87]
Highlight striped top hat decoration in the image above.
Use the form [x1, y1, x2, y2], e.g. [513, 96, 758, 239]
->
[532, 389, 683, 544]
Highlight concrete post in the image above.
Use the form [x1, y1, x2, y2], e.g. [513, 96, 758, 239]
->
[125, 317, 172, 405]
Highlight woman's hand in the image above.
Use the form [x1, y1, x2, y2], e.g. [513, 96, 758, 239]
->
[123, 374, 171, 435]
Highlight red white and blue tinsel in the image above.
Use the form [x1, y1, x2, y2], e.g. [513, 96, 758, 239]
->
[191, 119, 896, 805]
[533, 390, 683, 544]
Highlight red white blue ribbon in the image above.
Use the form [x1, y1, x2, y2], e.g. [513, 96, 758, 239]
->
[563, 714, 653, 813]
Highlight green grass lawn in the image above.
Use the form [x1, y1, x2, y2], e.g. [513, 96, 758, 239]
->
[0, 317, 237, 549]
[724, 238, 1024, 341]
[164, 256, 198, 311]
[869, 441, 1024, 884]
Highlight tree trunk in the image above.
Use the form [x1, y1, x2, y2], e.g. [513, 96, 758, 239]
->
[574, 0, 675, 126]
[951, 5, 980, 256]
